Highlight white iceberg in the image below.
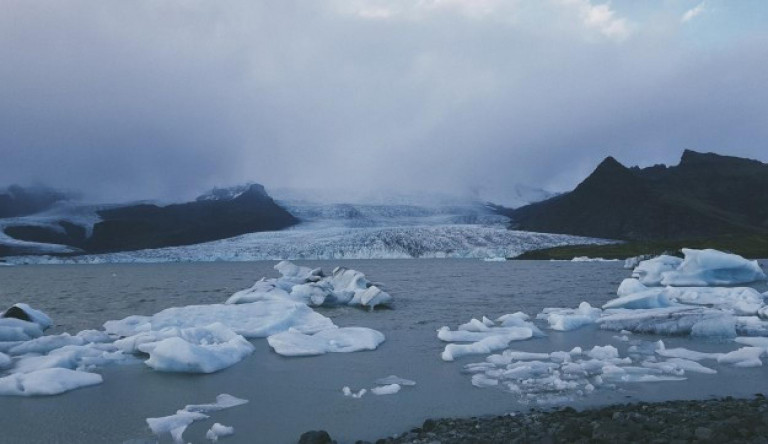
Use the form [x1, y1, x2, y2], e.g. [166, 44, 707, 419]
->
[0, 368, 102, 396]
[371, 383, 401, 395]
[206, 423, 235, 442]
[537, 302, 601, 331]
[141, 324, 255, 373]
[105, 299, 335, 339]
[184, 393, 249, 412]
[2, 303, 53, 330]
[632, 255, 683, 286]
[375, 375, 416, 386]
[342, 386, 367, 398]
[660, 249, 766, 286]
[0, 318, 44, 342]
[147, 410, 209, 444]
[267, 327, 385, 357]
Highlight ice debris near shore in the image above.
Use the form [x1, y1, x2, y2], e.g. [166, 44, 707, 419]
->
[449, 248, 768, 401]
[147, 394, 247, 443]
[439, 314, 544, 361]
[0, 261, 390, 396]
[342, 375, 416, 398]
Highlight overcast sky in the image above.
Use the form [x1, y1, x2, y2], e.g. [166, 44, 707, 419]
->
[1, 0, 767, 202]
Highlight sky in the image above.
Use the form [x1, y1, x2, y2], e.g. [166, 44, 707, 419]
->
[1, 0, 767, 202]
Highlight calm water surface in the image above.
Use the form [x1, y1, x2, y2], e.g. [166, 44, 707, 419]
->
[0, 260, 766, 443]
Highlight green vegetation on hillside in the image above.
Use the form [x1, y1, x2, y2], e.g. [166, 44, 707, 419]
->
[514, 234, 768, 260]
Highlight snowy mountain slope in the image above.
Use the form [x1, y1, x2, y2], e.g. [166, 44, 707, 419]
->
[7, 223, 615, 263]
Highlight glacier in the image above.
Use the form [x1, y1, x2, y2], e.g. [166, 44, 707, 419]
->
[3, 190, 613, 263]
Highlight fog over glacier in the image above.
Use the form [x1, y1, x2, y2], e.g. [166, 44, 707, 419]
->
[1, 1, 767, 201]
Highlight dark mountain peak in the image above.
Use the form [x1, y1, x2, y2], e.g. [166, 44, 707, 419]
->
[196, 183, 268, 202]
[595, 156, 626, 172]
[0, 184, 75, 218]
[678, 149, 765, 169]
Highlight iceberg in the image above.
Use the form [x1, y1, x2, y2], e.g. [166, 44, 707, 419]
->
[342, 386, 367, 398]
[147, 394, 247, 443]
[267, 327, 385, 357]
[632, 255, 683, 286]
[374, 375, 416, 386]
[206, 423, 235, 442]
[2, 303, 52, 330]
[0, 368, 102, 396]
[105, 299, 335, 339]
[142, 324, 255, 373]
[660, 249, 766, 286]
[537, 302, 601, 331]
[371, 383, 401, 395]
[184, 393, 249, 413]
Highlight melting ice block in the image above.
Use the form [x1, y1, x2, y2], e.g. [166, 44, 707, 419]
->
[660, 249, 766, 286]
[267, 327, 385, 357]
[0, 368, 102, 396]
[632, 255, 683, 286]
[206, 423, 235, 442]
[141, 324, 255, 373]
[371, 383, 401, 395]
[538, 302, 601, 331]
[2, 303, 53, 330]
[105, 299, 335, 339]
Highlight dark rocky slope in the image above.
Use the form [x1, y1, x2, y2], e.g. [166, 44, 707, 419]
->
[509, 150, 768, 241]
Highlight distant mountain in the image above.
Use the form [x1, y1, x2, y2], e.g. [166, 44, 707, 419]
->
[1, 184, 298, 255]
[508, 150, 768, 241]
[0, 185, 74, 218]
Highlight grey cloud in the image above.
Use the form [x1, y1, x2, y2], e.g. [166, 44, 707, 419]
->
[0, 0, 766, 202]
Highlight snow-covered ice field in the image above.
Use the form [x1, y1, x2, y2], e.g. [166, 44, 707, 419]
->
[1, 258, 767, 443]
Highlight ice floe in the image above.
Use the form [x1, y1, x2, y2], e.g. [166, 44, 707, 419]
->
[226, 261, 392, 309]
[371, 383, 401, 395]
[0, 368, 102, 396]
[206, 423, 235, 442]
[342, 386, 367, 398]
[438, 315, 542, 361]
[267, 327, 385, 357]
[537, 302, 601, 331]
[631, 249, 765, 287]
[147, 394, 247, 443]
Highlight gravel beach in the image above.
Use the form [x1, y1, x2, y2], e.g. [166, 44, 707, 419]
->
[300, 395, 768, 444]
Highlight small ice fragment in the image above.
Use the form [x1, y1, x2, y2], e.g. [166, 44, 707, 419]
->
[147, 411, 209, 444]
[0, 368, 102, 396]
[375, 375, 416, 386]
[371, 384, 401, 395]
[342, 386, 366, 398]
[206, 423, 235, 442]
[184, 394, 249, 413]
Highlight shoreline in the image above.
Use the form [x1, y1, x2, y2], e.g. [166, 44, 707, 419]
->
[301, 395, 768, 444]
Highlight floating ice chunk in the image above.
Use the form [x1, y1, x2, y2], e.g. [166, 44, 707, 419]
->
[147, 410, 209, 444]
[289, 282, 334, 307]
[496, 312, 530, 323]
[142, 324, 254, 373]
[660, 249, 766, 286]
[375, 375, 416, 386]
[371, 383, 401, 395]
[184, 393, 249, 413]
[718, 347, 764, 367]
[632, 255, 682, 286]
[0, 368, 102, 396]
[624, 255, 653, 270]
[274, 261, 323, 283]
[442, 335, 519, 361]
[106, 300, 335, 339]
[2, 303, 52, 330]
[603, 289, 674, 310]
[663, 358, 716, 374]
[7, 333, 86, 356]
[342, 386, 367, 398]
[352, 285, 393, 308]
[206, 423, 235, 442]
[587, 345, 619, 360]
[0, 318, 43, 342]
[656, 346, 723, 361]
[225, 279, 291, 305]
[267, 327, 385, 357]
[437, 326, 533, 343]
[734, 316, 768, 337]
[538, 302, 601, 331]
[616, 278, 649, 297]
[598, 307, 732, 336]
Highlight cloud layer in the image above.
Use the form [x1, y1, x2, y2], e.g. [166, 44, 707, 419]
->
[1, 0, 766, 202]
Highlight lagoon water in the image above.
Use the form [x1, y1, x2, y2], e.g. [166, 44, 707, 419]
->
[1, 259, 767, 443]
